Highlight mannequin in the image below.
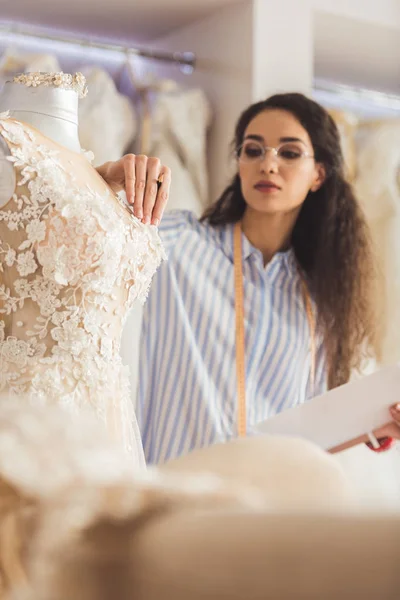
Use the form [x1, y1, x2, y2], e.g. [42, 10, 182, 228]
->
[0, 77, 83, 150]
[0, 72, 165, 468]
[0, 75, 82, 208]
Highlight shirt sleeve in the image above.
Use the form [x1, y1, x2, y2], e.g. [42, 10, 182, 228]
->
[159, 210, 202, 255]
[308, 336, 328, 399]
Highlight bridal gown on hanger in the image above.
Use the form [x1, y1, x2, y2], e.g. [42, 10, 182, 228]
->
[77, 67, 136, 166]
[146, 81, 212, 215]
[354, 119, 400, 366]
[0, 114, 165, 468]
[328, 109, 358, 182]
[0, 49, 61, 89]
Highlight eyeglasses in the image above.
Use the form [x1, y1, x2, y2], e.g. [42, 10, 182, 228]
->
[237, 139, 314, 166]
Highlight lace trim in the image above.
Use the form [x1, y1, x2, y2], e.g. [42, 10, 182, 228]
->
[12, 72, 88, 99]
[0, 115, 165, 459]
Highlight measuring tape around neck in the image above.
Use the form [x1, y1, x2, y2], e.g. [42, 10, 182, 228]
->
[233, 221, 316, 438]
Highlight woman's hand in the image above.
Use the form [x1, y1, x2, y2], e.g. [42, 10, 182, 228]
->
[329, 403, 400, 454]
[372, 403, 400, 441]
[96, 154, 171, 226]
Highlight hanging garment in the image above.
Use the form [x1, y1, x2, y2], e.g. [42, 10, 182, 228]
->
[149, 82, 212, 215]
[78, 67, 136, 166]
[0, 49, 61, 88]
[0, 114, 165, 468]
[328, 109, 358, 182]
[354, 119, 400, 366]
[128, 80, 212, 216]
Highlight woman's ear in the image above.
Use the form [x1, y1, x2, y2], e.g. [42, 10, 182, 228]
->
[310, 163, 326, 193]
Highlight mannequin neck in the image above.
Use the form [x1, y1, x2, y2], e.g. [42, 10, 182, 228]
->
[0, 82, 81, 153]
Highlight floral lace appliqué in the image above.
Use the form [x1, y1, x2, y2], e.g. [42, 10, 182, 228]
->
[0, 117, 165, 463]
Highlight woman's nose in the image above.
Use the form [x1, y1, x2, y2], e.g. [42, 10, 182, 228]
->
[259, 148, 279, 172]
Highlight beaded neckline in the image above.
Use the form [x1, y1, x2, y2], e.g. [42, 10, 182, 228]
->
[12, 72, 88, 99]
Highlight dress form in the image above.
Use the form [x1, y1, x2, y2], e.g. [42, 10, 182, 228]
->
[0, 80, 82, 152]
[0, 76, 84, 208]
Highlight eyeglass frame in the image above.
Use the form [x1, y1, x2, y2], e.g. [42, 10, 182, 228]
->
[236, 138, 315, 165]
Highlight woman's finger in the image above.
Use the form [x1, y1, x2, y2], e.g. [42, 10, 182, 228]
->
[133, 155, 147, 219]
[151, 166, 171, 226]
[123, 154, 137, 205]
[142, 157, 161, 225]
[390, 403, 400, 426]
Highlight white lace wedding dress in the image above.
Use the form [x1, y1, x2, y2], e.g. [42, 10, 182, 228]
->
[0, 114, 165, 468]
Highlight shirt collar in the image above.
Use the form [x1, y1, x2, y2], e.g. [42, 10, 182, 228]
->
[218, 222, 297, 275]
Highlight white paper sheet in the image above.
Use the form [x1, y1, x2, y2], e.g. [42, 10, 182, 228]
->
[255, 364, 400, 449]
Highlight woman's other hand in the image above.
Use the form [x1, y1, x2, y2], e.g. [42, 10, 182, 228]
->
[97, 154, 171, 226]
[372, 403, 400, 441]
[329, 403, 400, 453]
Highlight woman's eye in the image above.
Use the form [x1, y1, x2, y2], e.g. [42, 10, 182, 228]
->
[244, 145, 262, 158]
[279, 146, 302, 160]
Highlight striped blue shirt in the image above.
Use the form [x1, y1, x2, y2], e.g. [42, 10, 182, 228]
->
[137, 210, 327, 464]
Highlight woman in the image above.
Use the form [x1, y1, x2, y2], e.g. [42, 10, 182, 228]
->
[98, 92, 400, 465]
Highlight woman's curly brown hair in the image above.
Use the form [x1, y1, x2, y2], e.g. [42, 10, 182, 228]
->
[201, 93, 381, 389]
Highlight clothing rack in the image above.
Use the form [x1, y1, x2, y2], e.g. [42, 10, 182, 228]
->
[0, 23, 196, 73]
[314, 78, 400, 112]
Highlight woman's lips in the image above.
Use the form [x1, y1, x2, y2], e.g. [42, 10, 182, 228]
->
[254, 181, 280, 192]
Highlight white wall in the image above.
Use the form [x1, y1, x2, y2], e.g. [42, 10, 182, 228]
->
[252, 0, 400, 99]
[252, 0, 314, 99]
[151, 1, 253, 202]
[312, 0, 400, 29]
[314, 12, 400, 93]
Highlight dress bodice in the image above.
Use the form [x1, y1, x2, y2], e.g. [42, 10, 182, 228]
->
[0, 114, 165, 464]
